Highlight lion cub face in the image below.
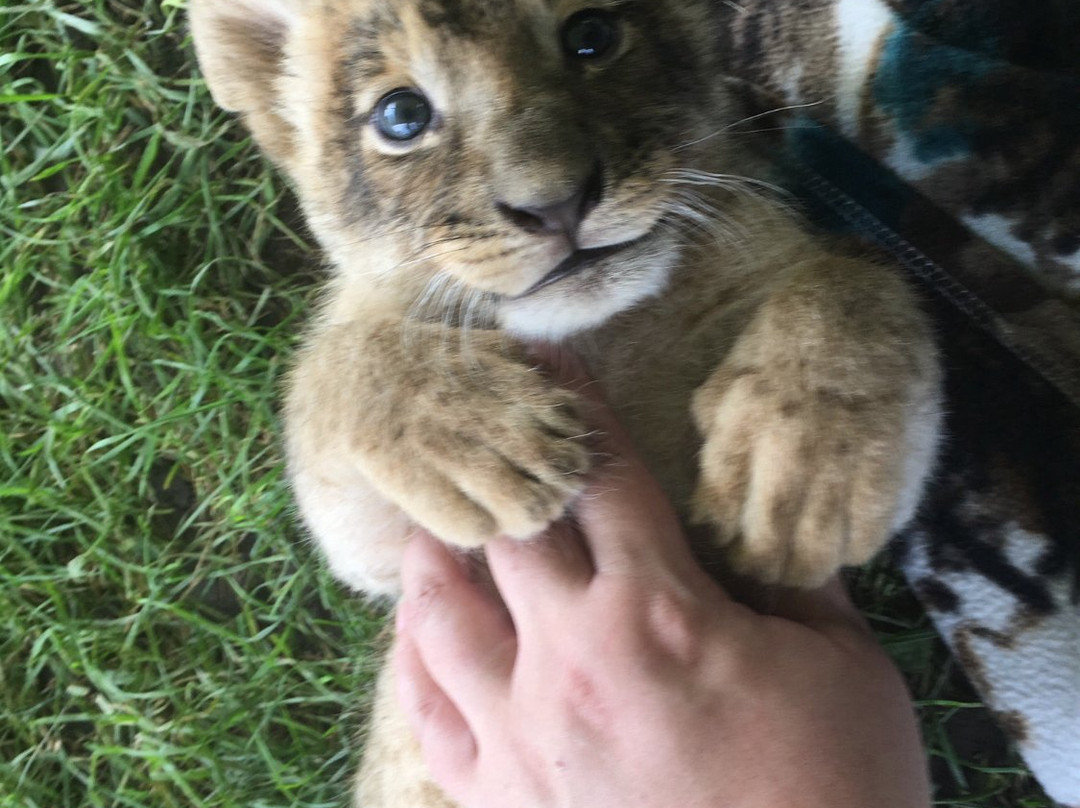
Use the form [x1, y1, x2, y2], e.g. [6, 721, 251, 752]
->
[192, 0, 735, 338]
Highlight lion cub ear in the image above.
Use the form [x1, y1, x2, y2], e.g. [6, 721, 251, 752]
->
[189, 0, 297, 164]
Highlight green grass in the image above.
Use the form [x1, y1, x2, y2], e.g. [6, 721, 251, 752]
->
[0, 1, 1054, 806]
[2, 2, 385, 806]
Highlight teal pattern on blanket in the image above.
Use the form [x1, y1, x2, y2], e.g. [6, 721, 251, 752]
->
[897, 1, 1002, 55]
[873, 24, 988, 164]
[886, 0, 1080, 70]
[719, 0, 1080, 297]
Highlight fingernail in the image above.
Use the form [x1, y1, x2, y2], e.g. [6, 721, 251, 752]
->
[526, 343, 589, 386]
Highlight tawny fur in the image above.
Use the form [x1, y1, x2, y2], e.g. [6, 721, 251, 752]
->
[190, 1, 943, 805]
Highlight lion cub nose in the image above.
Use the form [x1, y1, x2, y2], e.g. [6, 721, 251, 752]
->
[496, 163, 603, 237]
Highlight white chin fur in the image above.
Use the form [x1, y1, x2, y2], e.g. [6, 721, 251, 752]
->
[497, 251, 677, 340]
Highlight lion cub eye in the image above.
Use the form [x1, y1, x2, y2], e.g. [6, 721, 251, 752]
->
[374, 89, 432, 141]
[561, 9, 620, 60]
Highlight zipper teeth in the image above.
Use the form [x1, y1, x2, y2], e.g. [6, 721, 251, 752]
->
[795, 163, 1080, 410]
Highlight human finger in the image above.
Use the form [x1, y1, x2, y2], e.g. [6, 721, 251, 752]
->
[485, 518, 594, 633]
[527, 341, 597, 398]
[392, 628, 478, 788]
[525, 343, 708, 579]
[399, 532, 516, 715]
[532, 343, 715, 587]
[576, 414, 714, 588]
[760, 576, 873, 637]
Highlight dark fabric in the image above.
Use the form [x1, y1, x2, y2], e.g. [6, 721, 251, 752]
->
[716, 1, 1080, 802]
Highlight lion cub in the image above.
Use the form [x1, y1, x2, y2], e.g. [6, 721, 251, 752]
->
[191, 0, 941, 804]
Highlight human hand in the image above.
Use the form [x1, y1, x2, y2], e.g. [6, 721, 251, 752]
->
[392, 361, 930, 808]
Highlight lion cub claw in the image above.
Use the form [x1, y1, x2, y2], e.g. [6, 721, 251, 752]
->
[687, 256, 940, 589]
[692, 359, 933, 589]
[345, 330, 591, 547]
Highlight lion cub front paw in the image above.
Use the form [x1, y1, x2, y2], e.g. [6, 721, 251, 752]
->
[691, 365, 929, 588]
[352, 338, 591, 547]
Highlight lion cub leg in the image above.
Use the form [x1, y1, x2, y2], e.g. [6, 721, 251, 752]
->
[285, 316, 591, 596]
[354, 655, 457, 808]
[692, 255, 942, 587]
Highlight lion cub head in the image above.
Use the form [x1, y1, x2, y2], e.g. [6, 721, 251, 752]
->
[192, 0, 739, 338]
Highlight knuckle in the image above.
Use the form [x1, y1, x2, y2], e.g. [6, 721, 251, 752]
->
[643, 587, 707, 667]
[588, 578, 708, 669]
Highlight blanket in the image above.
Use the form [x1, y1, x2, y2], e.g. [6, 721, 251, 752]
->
[717, 0, 1080, 803]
